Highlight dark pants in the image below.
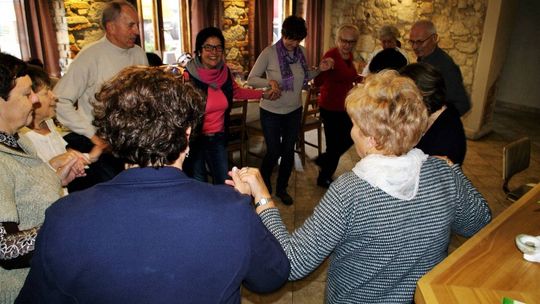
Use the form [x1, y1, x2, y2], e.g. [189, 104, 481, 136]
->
[64, 133, 124, 192]
[183, 132, 228, 185]
[259, 107, 302, 194]
[318, 108, 353, 180]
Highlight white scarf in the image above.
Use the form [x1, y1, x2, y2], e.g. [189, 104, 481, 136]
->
[352, 148, 428, 201]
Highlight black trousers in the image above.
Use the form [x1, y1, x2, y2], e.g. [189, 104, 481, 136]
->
[318, 109, 353, 180]
[64, 133, 124, 192]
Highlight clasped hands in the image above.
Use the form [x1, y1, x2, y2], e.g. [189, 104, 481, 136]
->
[262, 80, 282, 100]
[48, 135, 110, 186]
[226, 166, 275, 212]
[49, 150, 89, 186]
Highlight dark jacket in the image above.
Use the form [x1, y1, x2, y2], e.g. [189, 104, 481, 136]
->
[16, 167, 290, 304]
[419, 47, 471, 116]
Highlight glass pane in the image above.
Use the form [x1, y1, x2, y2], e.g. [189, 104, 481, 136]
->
[162, 0, 182, 60]
[0, 0, 22, 58]
[272, 0, 283, 44]
[141, 0, 156, 52]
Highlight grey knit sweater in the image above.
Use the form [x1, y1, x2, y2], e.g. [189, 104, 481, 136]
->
[0, 138, 62, 303]
[260, 157, 491, 303]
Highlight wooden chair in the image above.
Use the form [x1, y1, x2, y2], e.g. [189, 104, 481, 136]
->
[502, 137, 536, 201]
[295, 86, 323, 165]
[227, 99, 248, 167]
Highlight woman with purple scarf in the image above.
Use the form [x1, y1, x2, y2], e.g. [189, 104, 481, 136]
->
[247, 16, 333, 205]
[183, 27, 278, 184]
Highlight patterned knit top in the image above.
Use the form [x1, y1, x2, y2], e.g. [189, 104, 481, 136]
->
[260, 157, 491, 303]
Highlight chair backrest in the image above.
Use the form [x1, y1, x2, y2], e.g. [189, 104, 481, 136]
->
[502, 137, 531, 193]
[228, 99, 248, 144]
[302, 85, 321, 126]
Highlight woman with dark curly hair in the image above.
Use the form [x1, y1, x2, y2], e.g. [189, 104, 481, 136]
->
[183, 26, 279, 185]
[17, 66, 290, 303]
[247, 16, 333, 205]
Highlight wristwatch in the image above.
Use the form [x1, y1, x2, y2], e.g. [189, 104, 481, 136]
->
[254, 197, 271, 208]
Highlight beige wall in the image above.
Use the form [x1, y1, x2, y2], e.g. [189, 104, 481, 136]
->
[496, 0, 540, 112]
[462, 0, 518, 139]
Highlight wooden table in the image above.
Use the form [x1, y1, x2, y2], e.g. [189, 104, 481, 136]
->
[415, 183, 540, 304]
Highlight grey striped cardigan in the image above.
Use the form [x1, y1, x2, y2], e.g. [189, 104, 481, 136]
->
[260, 157, 491, 303]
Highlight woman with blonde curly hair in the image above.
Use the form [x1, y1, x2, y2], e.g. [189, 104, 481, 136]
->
[229, 70, 491, 303]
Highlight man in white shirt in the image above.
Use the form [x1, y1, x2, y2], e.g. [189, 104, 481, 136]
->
[54, 0, 148, 191]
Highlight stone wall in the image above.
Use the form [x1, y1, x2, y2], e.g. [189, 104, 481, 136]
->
[63, 0, 108, 57]
[50, 0, 107, 74]
[51, 0, 71, 73]
[330, 0, 488, 92]
[222, 0, 251, 76]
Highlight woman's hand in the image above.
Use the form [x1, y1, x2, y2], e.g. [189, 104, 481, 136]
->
[227, 167, 271, 201]
[88, 135, 109, 162]
[263, 80, 281, 100]
[56, 156, 86, 186]
[226, 167, 275, 213]
[49, 150, 90, 170]
[263, 88, 281, 100]
[434, 155, 454, 166]
[319, 58, 335, 71]
[226, 167, 252, 196]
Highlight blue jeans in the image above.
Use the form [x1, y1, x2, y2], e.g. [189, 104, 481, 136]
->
[259, 107, 302, 194]
[184, 132, 228, 184]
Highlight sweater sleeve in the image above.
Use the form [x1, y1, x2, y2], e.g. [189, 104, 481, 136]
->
[247, 47, 273, 89]
[232, 80, 263, 100]
[444, 63, 471, 116]
[259, 184, 349, 280]
[242, 208, 290, 293]
[0, 223, 38, 269]
[54, 55, 96, 138]
[449, 164, 492, 237]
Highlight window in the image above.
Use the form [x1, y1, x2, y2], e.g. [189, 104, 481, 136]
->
[138, 0, 190, 64]
[0, 0, 23, 58]
[272, 0, 293, 44]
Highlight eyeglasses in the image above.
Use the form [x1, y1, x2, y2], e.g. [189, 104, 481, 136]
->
[339, 38, 357, 45]
[408, 34, 434, 46]
[202, 44, 224, 52]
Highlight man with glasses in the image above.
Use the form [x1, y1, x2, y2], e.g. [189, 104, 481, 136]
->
[54, 0, 148, 192]
[409, 20, 470, 116]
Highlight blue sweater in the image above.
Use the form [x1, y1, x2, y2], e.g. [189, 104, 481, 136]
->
[260, 157, 491, 303]
[16, 167, 290, 303]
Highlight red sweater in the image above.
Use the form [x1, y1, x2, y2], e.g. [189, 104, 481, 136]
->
[314, 48, 358, 112]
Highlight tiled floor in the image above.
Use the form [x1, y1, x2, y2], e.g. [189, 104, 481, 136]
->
[239, 106, 540, 304]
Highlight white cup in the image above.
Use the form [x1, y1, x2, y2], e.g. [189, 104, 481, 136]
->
[515, 234, 540, 262]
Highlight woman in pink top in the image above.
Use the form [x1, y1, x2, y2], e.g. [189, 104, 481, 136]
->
[183, 27, 278, 184]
